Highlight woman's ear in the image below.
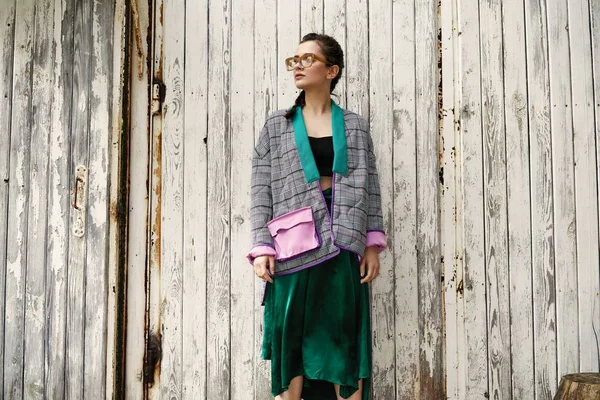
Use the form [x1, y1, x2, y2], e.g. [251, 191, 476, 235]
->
[328, 65, 340, 80]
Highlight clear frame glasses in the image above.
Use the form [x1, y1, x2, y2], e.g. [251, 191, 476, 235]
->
[285, 53, 328, 71]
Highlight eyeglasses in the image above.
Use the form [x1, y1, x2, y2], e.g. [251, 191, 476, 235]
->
[285, 53, 328, 71]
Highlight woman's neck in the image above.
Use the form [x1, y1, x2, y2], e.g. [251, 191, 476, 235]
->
[303, 89, 332, 116]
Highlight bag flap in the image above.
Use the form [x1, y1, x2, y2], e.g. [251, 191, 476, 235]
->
[267, 206, 314, 236]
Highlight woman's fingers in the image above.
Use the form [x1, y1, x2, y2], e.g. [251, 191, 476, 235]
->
[253, 260, 273, 283]
[360, 260, 380, 284]
[268, 256, 275, 276]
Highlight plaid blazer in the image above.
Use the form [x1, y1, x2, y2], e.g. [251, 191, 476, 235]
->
[247, 101, 386, 276]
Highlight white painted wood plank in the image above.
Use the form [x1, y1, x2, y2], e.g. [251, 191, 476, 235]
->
[125, 0, 151, 396]
[591, 0, 600, 363]
[277, 0, 299, 108]
[300, 0, 323, 35]
[480, 0, 512, 398]
[567, 0, 600, 372]
[3, 0, 34, 396]
[546, 0, 579, 381]
[440, 0, 458, 396]
[65, 0, 94, 397]
[502, 0, 536, 398]
[414, 0, 443, 397]
[182, 0, 208, 398]
[229, 0, 255, 399]
[160, 0, 186, 395]
[23, 1, 54, 397]
[345, 0, 368, 116]
[45, 0, 74, 397]
[391, 0, 419, 396]
[456, 0, 488, 396]
[368, 0, 395, 398]
[323, 0, 346, 108]
[0, 0, 16, 391]
[524, 0, 557, 396]
[105, 0, 128, 397]
[253, 0, 277, 397]
[83, 0, 114, 394]
[147, 0, 166, 396]
[206, 0, 232, 396]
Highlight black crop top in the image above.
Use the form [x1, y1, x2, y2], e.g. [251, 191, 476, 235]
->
[308, 136, 334, 177]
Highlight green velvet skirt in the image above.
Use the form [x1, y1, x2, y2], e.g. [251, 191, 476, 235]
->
[261, 189, 372, 400]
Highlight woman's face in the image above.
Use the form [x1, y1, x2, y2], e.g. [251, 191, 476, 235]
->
[291, 41, 338, 91]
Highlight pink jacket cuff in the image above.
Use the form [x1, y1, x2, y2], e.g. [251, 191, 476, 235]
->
[366, 230, 387, 253]
[247, 245, 277, 265]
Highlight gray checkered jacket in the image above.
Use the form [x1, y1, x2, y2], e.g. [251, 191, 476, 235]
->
[248, 106, 386, 275]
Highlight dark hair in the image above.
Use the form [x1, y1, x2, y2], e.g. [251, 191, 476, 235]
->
[284, 33, 345, 119]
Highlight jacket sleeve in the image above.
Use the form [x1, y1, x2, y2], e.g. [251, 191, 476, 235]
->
[365, 131, 387, 253]
[246, 121, 277, 265]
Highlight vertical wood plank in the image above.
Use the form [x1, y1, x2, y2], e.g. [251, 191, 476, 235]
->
[0, 0, 16, 392]
[457, 0, 489, 397]
[346, 0, 368, 115]
[547, 0, 579, 381]
[502, 0, 536, 398]
[182, 0, 209, 398]
[524, 0, 557, 397]
[414, 0, 443, 397]
[391, 0, 419, 397]
[3, 0, 34, 396]
[368, 0, 395, 398]
[160, 0, 185, 396]
[65, 0, 94, 397]
[300, 0, 323, 35]
[592, 0, 600, 345]
[480, 0, 512, 397]
[206, 0, 232, 397]
[323, 0, 346, 107]
[83, 0, 115, 394]
[253, 0, 277, 396]
[45, 0, 75, 397]
[230, 0, 255, 399]
[125, 0, 151, 396]
[23, 0, 54, 397]
[567, 0, 600, 372]
[277, 0, 299, 107]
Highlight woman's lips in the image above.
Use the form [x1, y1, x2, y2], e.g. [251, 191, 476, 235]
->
[295, 74, 304, 79]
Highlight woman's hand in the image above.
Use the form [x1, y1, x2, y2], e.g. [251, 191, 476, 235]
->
[360, 246, 380, 283]
[253, 255, 275, 283]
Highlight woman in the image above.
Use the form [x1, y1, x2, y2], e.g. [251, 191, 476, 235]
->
[247, 33, 386, 400]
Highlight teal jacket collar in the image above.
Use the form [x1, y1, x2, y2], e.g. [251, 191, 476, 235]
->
[291, 100, 348, 183]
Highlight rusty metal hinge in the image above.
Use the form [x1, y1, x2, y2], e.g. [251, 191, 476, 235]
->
[151, 78, 166, 115]
[72, 165, 87, 237]
[143, 331, 162, 386]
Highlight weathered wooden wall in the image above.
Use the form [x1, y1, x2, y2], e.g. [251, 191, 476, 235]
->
[0, 0, 126, 398]
[124, 0, 600, 400]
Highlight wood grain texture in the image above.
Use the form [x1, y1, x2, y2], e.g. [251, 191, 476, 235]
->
[345, 0, 367, 115]
[182, 0, 209, 398]
[45, 0, 75, 397]
[300, 0, 323, 36]
[277, 0, 300, 107]
[524, 0, 557, 396]
[323, 0, 346, 108]
[0, 0, 16, 392]
[229, 0, 254, 398]
[84, 0, 114, 395]
[253, 0, 277, 397]
[457, 0, 489, 397]
[414, 0, 443, 397]
[568, 0, 600, 372]
[206, 0, 232, 397]
[125, 0, 151, 395]
[502, 0, 535, 398]
[368, 0, 396, 398]
[391, 0, 419, 397]
[592, 0, 600, 355]
[547, 0, 579, 381]
[4, 0, 34, 397]
[160, 0, 186, 395]
[65, 0, 94, 396]
[23, 0, 54, 397]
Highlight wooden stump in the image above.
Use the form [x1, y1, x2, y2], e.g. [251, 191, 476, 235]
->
[555, 373, 600, 400]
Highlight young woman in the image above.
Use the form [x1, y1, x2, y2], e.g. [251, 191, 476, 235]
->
[247, 33, 387, 400]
